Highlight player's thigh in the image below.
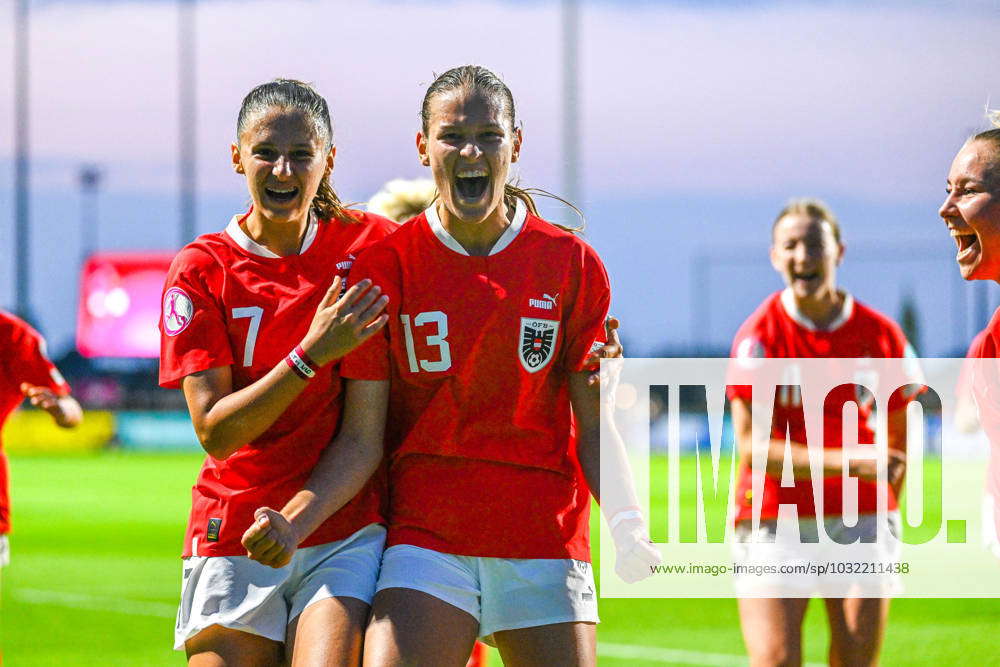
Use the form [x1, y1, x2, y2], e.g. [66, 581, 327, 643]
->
[364, 587, 479, 667]
[185, 624, 283, 667]
[493, 621, 596, 667]
[737, 597, 810, 667]
[284, 524, 386, 666]
[286, 595, 369, 667]
[824, 597, 889, 667]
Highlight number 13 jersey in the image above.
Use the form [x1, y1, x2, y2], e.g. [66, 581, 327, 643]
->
[341, 200, 610, 561]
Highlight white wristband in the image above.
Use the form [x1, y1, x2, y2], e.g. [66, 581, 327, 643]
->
[609, 509, 643, 532]
[287, 347, 317, 379]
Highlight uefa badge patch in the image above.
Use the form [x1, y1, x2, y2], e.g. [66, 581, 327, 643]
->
[519, 318, 559, 373]
[163, 287, 194, 336]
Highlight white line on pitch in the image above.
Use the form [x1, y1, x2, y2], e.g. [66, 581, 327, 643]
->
[599, 642, 825, 667]
[14, 589, 825, 667]
[14, 587, 176, 618]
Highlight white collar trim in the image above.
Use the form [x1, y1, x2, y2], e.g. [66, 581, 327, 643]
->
[225, 212, 318, 258]
[780, 287, 854, 332]
[425, 199, 527, 256]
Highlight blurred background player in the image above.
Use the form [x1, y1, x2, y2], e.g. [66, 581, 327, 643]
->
[242, 64, 657, 667]
[0, 309, 82, 587]
[159, 79, 393, 666]
[367, 178, 437, 223]
[954, 328, 988, 435]
[729, 199, 912, 666]
[950, 329, 1000, 557]
[939, 114, 1000, 561]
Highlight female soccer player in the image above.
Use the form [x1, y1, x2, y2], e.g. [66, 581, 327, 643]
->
[159, 79, 394, 666]
[729, 199, 911, 667]
[0, 309, 82, 583]
[939, 117, 1000, 560]
[242, 65, 657, 666]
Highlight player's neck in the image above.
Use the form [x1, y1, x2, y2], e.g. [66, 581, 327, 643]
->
[794, 288, 845, 329]
[242, 210, 309, 257]
[437, 202, 512, 256]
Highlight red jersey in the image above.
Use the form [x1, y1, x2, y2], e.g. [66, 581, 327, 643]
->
[0, 310, 71, 534]
[159, 211, 397, 557]
[956, 328, 988, 403]
[341, 201, 610, 560]
[971, 309, 1000, 544]
[729, 289, 914, 522]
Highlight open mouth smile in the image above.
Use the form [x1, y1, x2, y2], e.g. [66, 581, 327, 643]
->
[454, 168, 489, 201]
[265, 186, 299, 204]
[953, 231, 979, 262]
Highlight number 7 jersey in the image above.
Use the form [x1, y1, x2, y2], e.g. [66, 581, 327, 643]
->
[341, 200, 610, 560]
[158, 210, 397, 558]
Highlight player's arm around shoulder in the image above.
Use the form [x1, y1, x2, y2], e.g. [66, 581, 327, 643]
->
[242, 378, 389, 568]
[569, 371, 662, 583]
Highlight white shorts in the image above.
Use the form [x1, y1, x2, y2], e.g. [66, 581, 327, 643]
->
[375, 544, 599, 643]
[732, 511, 902, 597]
[0, 534, 8, 568]
[174, 523, 385, 650]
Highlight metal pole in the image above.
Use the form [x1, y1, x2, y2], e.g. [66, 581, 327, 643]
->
[691, 251, 710, 350]
[14, 0, 30, 320]
[178, 0, 197, 246]
[79, 165, 102, 263]
[561, 0, 580, 223]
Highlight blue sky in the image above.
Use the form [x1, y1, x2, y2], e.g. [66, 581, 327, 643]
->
[1, 0, 998, 356]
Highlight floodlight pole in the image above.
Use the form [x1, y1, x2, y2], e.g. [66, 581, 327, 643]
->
[178, 0, 197, 246]
[79, 165, 102, 263]
[14, 0, 31, 320]
[561, 0, 580, 223]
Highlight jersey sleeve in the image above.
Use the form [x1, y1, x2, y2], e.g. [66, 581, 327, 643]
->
[13, 325, 70, 395]
[158, 247, 234, 389]
[339, 247, 395, 381]
[727, 322, 767, 403]
[561, 241, 611, 373]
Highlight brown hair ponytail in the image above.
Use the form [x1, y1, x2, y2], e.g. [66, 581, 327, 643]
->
[503, 184, 583, 233]
[313, 172, 353, 222]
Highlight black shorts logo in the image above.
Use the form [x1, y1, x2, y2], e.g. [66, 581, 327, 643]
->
[519, 318, 559, 373]
[206, 518, 222, 542]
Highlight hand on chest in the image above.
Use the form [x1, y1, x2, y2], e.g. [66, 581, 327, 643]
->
[221, 262, 345, 376]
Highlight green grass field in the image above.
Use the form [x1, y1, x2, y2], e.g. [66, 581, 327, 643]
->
[3, 452, 999, 665]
